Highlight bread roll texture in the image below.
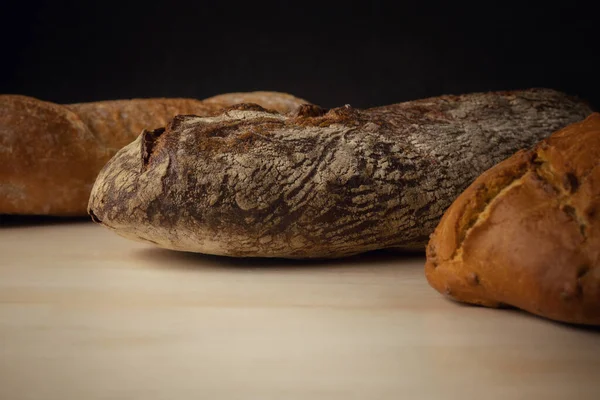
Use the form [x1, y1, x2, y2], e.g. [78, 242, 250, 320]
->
[0, 92, 309, 215]
[426, 113, 600, 325]
[88, 89, 592, 258]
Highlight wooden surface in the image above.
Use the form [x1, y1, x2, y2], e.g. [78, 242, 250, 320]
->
[1, 221, 599, 400]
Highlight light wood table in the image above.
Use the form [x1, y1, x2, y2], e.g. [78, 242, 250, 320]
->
[1, 221, 599, 400]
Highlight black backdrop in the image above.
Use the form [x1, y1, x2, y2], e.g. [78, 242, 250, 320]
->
[2, 1, 599, 109]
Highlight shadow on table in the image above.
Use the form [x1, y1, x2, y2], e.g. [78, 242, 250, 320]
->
[440, 295, 600, 333]
[525, 309, 600, 333]
[0, 214, 91, 227]
[134, 246, 425, 271]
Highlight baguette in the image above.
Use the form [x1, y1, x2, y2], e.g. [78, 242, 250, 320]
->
[88, 89, 593, 258]
[425, 113, 600, 325]
[0, 92, 309, 215]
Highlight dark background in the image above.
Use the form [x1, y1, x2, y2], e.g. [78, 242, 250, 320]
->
[2, 1, 599, 109]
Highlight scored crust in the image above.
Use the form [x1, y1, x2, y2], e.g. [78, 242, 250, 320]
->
[88, 90, 593, 258]
[0, 92, 310, 215]
[425, 113, 600, 325]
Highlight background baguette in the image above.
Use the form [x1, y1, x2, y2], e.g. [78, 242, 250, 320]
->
[425, 113, 600, 325]
[0, 92, 309, 216]
[89, 89, 593, 258]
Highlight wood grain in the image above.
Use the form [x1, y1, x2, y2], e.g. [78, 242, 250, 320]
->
[0, 223, 599, 400]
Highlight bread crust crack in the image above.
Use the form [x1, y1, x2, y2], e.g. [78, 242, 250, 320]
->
[426, 113, 600, 326]
[140, 127, 166, 171]
[452, 172, 528, 262]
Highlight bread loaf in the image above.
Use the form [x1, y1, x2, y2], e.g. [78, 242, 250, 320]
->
[0, 92, 309, 215]
[88, 89, 593, 258]
[425, 113, 600, 325]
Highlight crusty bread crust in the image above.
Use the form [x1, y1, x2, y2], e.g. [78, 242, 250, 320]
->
[88, 89, 593, 258]
[0, 92, 309, 215]
[426, 113, 600, 325]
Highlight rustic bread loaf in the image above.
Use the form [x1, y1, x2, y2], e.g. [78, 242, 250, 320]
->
[0, 92, 309, 216]
[88, 89, 593, 258]
[425, 113, 600, 326]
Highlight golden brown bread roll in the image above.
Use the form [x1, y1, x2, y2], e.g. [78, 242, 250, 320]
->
[0, 92, 309, 216]
[425, 113, 600, 325]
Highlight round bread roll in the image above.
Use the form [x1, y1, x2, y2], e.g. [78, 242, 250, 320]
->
[425, 113, 600, 325]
